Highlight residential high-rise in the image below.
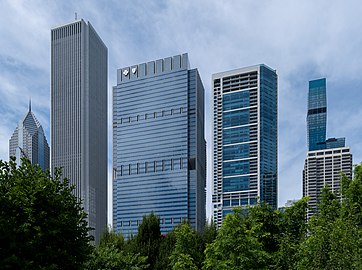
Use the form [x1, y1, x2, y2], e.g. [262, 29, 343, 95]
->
[51, 19, 107, 242]
[113, 53, 206, 236]
[9, 101, 49, 171]
[303, 78, 352, 218]
[212, 65, 278, 228]
[303, 147, 352, 219]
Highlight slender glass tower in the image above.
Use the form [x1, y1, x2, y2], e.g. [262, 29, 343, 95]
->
[51, 19, 108, 242]
[113, 54, 206, 236]
[307, 78, 327, 151]
[212, 64, 278, 228]
[9, 102, 50, 171]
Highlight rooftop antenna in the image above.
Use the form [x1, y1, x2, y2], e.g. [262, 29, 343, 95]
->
[29, 98, 31, 112]
[75, 12, 77, 20]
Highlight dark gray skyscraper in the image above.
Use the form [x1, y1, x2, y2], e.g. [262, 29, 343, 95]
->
[113, 54, 206, 236]
[9, 102, 49, 171]
[51, 19, 107, 242]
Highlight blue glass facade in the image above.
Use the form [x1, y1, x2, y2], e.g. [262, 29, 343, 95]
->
[212, 64, 277, 227]
[113, 54, 206, 236]
[307, 78, 327, 151]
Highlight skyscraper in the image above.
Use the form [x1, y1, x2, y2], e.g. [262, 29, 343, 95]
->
[303, 78, 352, 218]
[307, 78, 327, 151]
[113, 53, 206, 236]
[212, 64, 278, 228]
[51, 19, 107, 242]
[9, 102, 49, 171]
[303, 147, 352, 219]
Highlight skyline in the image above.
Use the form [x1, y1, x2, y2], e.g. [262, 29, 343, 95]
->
[1, 1, 362, 223]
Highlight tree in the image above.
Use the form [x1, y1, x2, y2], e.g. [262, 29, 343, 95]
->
[0, 157, 93, 269]
[341, 164, 362, 226]
[134, 212, 161, 269]
[85, 229, 148, 270]
[204, 207, 271, 270]
[154, 231, 176, 270]
[201, 220, 217, 247]
[296, 172, 362, 269]
[276, 197, 308, 269]
[169, 223, 203, 270]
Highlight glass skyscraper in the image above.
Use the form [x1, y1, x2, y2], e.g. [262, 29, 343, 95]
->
[9, 102, 49, 171]
[303, 78, 352, 218]
[113, 53, 206, 236]
[212, 64, 278, 228]
[307, 78, 327, 151]
[51, 19, 108, 242]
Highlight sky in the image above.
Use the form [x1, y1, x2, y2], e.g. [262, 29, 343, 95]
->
[1, 0, 362, 224]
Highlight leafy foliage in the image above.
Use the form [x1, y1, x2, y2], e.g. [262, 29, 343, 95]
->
[86, 229, 148, 270]
[134, 212, 161, 269]
[296, 165, 362, 269]
[2, 157, 362, 269]
[169, 223, 204, 269]
[0, 157, 93, 269]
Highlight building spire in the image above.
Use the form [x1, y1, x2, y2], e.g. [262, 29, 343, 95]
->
[29, 98, 31, 112]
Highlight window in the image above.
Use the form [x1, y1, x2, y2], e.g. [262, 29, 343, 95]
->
[188, 158, 196, 170]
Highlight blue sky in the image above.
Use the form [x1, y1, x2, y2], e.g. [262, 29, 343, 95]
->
[1, 0, 362, 223]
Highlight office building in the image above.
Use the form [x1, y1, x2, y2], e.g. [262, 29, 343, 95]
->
[51, 19, 107, 242]
[9, 101, 49, 171]
[212, 64, 278, 228]
[113, 53, 206, 236]
[303, 78, 352, 219]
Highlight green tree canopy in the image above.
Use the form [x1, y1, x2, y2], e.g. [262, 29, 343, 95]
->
[204, 207, 271, 270]
[296, 165, 362, 269]
[0, 157, 93, 269]
[134, 212, 161, 269]
[169, 222, 204, 269]
[85, 229, 148, 270]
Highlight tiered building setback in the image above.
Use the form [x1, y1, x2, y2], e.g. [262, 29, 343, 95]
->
[303, 78, 352, 219]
